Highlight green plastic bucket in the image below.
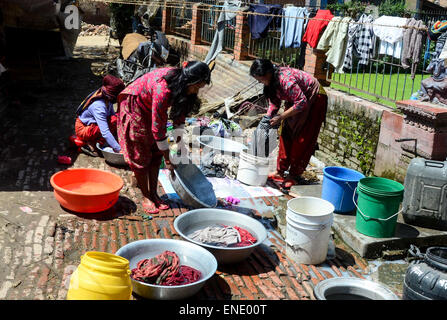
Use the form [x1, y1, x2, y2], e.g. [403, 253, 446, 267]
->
[354, 177, 404, 238]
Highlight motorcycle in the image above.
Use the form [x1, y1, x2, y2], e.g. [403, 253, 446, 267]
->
[107, 26, 180, 85]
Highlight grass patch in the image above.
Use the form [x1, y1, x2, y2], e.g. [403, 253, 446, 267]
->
[329, 72, 431, 108]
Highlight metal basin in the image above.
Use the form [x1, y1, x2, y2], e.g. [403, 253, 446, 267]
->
[174, 208, 268, 264]
[313, 277, 400, 300]
[169, 164, 217, 208]
[197, 135, 247, 154]
[96, 143, 128, 167]
[115, 239, 217, 300]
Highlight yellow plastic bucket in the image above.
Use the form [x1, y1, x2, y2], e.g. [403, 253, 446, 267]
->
[67, 251, 132, 300]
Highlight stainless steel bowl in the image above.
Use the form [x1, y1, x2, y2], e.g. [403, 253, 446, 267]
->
[96, 143, 128, 167]
[313, 277, 400, 300]
[169, 164, 217, 208]
[115, 239, 217, 300]
[174, 208, 268, 264]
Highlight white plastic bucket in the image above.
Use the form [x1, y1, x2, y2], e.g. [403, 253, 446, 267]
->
[286, 197, 335, 265]
[237, 151, 270, 186]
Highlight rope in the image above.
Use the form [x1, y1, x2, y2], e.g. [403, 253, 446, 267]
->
[95, 0, 434, 31]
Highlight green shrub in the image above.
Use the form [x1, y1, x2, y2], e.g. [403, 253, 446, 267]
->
[378, 0, 411, 17]
[327, 0, 367, 18]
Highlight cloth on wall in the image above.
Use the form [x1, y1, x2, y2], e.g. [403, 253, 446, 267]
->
[301, 9, 334, 49]
[204, 0, 246, 64]
[428, 20, 447, 41]
[402, 18, 426, 79]
[247, 4, 283, 40]
[426, 32, 447, 81]
[342, 14, 375, 71]
[372, 16, 408, 60]
[279, 6, 309, 49]
[436, 21, 447, 63]
[317, 16, 352, 73]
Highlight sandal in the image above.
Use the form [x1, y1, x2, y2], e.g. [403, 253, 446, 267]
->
[157, 203, 169, 210]
[152, 195, 170, 210]
[80, 145, 99, 157]
[268, 173, 285, 183]
[142, 201, 159, 214]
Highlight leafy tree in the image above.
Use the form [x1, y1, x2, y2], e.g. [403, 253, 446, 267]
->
[327, 1, 367, 18]
[109, 3, 135, 44]
[378, 0, 411, 17]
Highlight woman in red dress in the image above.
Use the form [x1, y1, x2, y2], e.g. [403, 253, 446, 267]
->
[117, 61, 211, 214]
[249, 59, 327, 188]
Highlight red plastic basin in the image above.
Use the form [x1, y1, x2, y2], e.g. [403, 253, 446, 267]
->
[50, 168, 124, 213]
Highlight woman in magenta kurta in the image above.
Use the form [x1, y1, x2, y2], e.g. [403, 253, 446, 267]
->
[250, 59, 327, 188]
[117, 61, 211, 214]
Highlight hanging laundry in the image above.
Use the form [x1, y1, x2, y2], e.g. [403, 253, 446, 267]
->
[247, 4, 283, 39]
[342, 14, 375, 71]
[433, 20, 447, 64]
[372, 16, 408, 60]
[426, 31, 447, 81]
[280, 6, 309, 49]
[317, 16, 352, 73]
[428, 20, 447, 41]
[402, 18, 426, 79]
[204, 0, 247, 64]
[301, 9, 334, 49]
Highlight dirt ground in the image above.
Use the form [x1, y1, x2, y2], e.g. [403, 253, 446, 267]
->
[0, 35, 126, 295]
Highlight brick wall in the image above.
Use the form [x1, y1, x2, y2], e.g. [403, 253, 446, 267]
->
[315, 88, 385, 176]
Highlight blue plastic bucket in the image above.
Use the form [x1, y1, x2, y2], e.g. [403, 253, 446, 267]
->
[321, 166, 365, 213]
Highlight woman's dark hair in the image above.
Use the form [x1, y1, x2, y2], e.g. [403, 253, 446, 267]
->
[249, 59, 280, 101]
[163, 61, 211, 120]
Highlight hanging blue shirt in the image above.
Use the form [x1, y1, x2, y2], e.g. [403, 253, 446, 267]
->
[247, 4, 283, 39]
[280, 6, 310, 49]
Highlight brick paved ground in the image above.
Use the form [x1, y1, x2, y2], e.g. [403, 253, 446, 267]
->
[0, 36, 382, 301]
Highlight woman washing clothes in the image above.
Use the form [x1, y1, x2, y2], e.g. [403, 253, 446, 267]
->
[117, 61, 211, 214]
[75, 75, 125, 157]
[249, 59, 327, 188]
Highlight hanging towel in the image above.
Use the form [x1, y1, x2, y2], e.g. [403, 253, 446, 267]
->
[247, 4, 283, 39]
[280, 6, 310, 49]
[402, 18, 426, 79]
[342, 14, 375, 71]
[317, 16, 352, 73]
[373, 16, 407, 60]
[302, 9, 334, 49]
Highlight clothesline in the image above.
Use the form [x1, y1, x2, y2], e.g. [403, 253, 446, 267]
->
[97, 0, 431, 32]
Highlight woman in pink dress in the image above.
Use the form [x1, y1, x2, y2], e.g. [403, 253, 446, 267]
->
[250, 59, 327, 188]
[117, 61, 211, 214]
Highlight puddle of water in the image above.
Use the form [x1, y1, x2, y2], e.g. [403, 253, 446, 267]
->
[367, 260, 409, 295]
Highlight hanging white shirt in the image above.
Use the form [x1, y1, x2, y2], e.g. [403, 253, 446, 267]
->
[373, 16, 408, 59]
[379, 40, 403, 59]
